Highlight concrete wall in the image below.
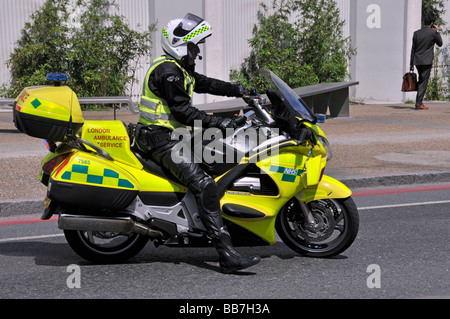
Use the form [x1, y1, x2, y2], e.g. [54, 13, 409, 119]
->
[349, 0, 422, 103]
[0, 0, 45, 93]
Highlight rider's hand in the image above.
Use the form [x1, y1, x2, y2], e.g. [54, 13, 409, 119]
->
[242, 88, 258, 105]
[219, 118, 242, 133]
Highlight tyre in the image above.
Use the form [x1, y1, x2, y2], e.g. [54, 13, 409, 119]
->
[276, 197, 359, 258]
[64, 229, 149, 263]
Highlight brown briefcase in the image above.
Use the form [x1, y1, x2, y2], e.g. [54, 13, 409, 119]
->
[401, 72, 417, 92]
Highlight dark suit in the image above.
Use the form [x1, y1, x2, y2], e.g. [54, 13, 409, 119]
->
[410, 26, 443, 107]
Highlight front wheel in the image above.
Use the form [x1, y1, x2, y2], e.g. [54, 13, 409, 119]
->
[276, 197, 359, 258]
[64, 230, 149, 263]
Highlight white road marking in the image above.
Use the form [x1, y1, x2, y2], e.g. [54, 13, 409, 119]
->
[358, 200, 450, 211]
[0, 233, 64, 243]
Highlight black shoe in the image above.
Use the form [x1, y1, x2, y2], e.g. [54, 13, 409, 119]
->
[219, 253, 261, 274]
[213, 227, 261, 274]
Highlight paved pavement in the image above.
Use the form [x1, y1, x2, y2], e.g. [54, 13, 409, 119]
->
[1, 101, 450, 216]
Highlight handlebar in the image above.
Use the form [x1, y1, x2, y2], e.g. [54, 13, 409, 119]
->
[234, 115, 246, 126]
[249, 97, 275, 125]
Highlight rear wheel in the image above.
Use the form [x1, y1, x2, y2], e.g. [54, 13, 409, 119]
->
[276, 197, 359, 258]
[64, 230, 149, 263]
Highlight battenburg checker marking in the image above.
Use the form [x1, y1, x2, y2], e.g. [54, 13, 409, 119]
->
[269, 165, 306, 183]
[61, 164, 134, 189]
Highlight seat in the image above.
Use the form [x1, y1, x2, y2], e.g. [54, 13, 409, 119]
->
[133, 151, 183, 184]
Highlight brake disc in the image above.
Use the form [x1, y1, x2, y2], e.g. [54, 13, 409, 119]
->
[296, 200, 336, 242]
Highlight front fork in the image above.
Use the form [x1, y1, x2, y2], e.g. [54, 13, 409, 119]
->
[298, 200, 319, 232]
[296, 175, 353, 231]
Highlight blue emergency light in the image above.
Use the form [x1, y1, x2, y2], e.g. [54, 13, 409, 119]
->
[46, 73, 68, 82]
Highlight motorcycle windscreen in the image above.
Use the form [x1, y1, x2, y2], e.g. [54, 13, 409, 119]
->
[260, 68, 316, 123]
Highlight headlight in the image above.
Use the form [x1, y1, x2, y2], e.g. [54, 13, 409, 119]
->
[317, 136, 333, 162]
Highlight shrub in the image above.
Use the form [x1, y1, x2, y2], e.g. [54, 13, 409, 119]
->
[231, 0, 355, 90]
[7, 0, 156, 99]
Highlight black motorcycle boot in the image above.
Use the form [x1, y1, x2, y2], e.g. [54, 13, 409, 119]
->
[195, 178, 261, 274]
[163, 162, 261, 274]
[194, 187, 261, 274]
[212, 226, 261, 274]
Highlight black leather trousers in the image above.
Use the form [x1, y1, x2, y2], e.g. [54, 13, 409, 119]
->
[150, 140, 224, 239]
[143, 132, 261, 273]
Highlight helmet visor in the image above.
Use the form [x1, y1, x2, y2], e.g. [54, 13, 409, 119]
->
[173, 13, 204, 37]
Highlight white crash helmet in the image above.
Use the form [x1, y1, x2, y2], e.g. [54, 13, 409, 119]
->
[161, 13, 212, 61]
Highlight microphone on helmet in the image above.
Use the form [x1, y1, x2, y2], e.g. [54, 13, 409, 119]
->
[198, 55, 203, 60]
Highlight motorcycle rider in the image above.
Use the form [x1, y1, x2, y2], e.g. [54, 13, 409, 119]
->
[135, 13, 260, 273]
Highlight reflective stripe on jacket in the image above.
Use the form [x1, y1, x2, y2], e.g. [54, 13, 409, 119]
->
[138, 56, 195, 130]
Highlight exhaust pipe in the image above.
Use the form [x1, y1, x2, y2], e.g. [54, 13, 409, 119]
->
[58, 214, 164, 239]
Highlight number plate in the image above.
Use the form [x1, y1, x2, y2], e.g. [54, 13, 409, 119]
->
[44, 196, 52, 208]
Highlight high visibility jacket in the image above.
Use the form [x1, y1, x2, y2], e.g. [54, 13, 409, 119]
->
[138, 56, 195, 130]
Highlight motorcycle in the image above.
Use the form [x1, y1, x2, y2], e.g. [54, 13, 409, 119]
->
[13, 69, 359, 264]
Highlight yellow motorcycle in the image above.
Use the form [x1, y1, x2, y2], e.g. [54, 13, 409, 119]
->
[13, 69, 358, 263]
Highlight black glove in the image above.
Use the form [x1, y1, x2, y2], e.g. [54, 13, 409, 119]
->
[205, 116, 244, 135]
[219, 118, 239, 131]
[242, 88, 258, 105]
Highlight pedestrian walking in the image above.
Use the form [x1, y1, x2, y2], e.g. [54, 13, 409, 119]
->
[410, 14, 443, 110]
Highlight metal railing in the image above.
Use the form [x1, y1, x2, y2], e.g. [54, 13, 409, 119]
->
[0, 98, 15, 106]
[0, 96, 246, 117]
[78, 97, 139, 119]
[0, 80, 359, 118]
[0, 96, 138, 119]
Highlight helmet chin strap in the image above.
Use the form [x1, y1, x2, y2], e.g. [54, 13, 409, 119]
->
[187, 42, 201, 64]
[186, 53, 202, 65]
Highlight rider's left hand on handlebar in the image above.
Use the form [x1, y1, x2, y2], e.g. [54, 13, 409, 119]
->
[233, 115, 246, 127]
[242, 87, 258, 105]
[219, 117, 245, 133]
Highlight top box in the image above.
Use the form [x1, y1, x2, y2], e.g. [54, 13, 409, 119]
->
[13, 85, 84, 142]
